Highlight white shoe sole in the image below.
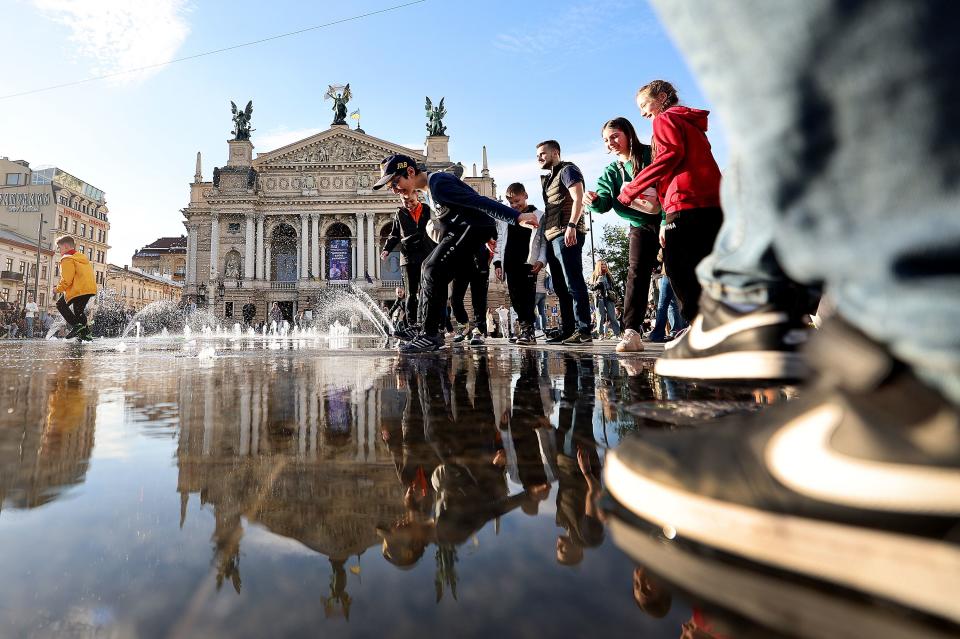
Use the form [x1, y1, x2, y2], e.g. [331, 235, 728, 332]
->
[604, 451, 960, 624]
[654, 350, 808, 380]
[607, 516, 957, 639]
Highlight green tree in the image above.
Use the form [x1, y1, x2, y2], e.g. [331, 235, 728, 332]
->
[594, 223, 631, 295]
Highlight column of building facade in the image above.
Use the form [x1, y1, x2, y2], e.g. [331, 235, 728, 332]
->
[354, 212, 364, 280]
[366, 213, 375, 280]
[300, 214, 309, 279]
[208, 213, 220, 280]
[186, 223, 197, 284]
[244, 214, 255, 279]
[311, 214, 320, 279]
[255, 215, 264, 280]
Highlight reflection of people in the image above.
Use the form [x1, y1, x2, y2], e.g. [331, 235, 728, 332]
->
[632, 566, 672, 619]
[554, 356, 603, 566]
[54, 235, 97, 341]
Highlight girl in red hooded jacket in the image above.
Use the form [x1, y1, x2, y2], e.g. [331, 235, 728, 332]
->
[618, 80, 723, 322]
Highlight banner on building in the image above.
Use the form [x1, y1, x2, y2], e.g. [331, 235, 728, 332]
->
[328, 238, 351, 280]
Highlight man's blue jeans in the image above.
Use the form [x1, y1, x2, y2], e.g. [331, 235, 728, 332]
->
[649, 276, 685, 341]
[546, 232, 591, 334]
[25, 317, 34, 338]
[654, 0, 960, 402]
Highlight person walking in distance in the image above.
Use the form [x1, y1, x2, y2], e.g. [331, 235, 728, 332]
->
[537, 140, 593, 345]
[53, 235, 97, 341]
[24, 294, 38, 338]
[590, 261, 622, 340]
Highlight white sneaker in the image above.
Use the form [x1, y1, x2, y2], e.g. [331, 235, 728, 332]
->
[616, 329, 644, 353]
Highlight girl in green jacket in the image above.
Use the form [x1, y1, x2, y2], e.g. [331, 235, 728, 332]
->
[585, 117, 660, 353]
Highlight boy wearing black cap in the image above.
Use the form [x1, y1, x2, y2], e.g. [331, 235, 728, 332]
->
[373, 154, 539, 353]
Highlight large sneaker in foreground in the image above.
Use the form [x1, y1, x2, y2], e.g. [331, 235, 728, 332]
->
[654, 294, 809, 380]
[605, 320, 960, 626]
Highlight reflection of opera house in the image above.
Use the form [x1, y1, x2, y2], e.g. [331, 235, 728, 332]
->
[182, 100, 498, 324]
[175, 356, 408, 599]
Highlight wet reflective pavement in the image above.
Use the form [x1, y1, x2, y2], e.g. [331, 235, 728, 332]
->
[0, 336, 936, 638]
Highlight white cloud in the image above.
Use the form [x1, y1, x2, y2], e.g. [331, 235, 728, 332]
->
[253, 127, 323, 153]
[32, 0, 191, 84]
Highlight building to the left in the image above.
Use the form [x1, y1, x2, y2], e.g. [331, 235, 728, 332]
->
[104, 263, 182, 312]
[0, 157, 111, 315]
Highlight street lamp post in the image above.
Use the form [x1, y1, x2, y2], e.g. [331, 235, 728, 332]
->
[33, 216, 47, 303]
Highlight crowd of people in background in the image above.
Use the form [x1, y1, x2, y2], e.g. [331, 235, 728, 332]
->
[374, 78, 710, 354]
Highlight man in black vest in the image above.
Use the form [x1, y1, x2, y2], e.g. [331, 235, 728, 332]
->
[537, 140, 593, 344]
[381, 192, 436, 330]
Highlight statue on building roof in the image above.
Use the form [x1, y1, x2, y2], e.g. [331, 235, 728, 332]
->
[230, 100, 254, 141]
[426, 96, 447, 136]
[325, 84, 352, 125]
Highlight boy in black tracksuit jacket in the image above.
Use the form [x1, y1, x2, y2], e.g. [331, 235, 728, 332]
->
[380, 193, 436, 327]
[373, 154, 539, 353]
[494, 183, 546, 345]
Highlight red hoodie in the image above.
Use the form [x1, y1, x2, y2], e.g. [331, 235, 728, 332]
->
[618, 106, 721, 214]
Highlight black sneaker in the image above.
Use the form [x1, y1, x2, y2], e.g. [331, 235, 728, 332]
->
[64, 323, 85, 339]
[452, 327, 470, 343]
[78, 325, 93, 342]
[545, 332, 571, 345]
[654, 294, 809, 380]
[516, 330, 536, 346]
[562, 331, 593, 345]
[605, 320, 960, 626]
[393, 325, 419, 341]
[398, 333, 443, 353]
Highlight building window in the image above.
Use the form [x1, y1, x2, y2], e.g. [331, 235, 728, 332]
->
[225, 302, 234, 318]
[4, 258, 12, 271]
[81, 223, 86, 237]
[15, 290, 22, 305]
[19, 261, 26, 273]
[5, 173, 23, 186]
[1, 289, 8, 301]
[72, 221, 77, 234]
[228, 223, 241, 233]
[39, 293, 45, 306]
[41, 265, 47, 280]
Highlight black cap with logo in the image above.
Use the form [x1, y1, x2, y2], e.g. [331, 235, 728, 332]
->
[372, 154, 418, 190]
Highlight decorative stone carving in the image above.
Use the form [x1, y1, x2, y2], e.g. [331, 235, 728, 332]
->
[333, 177, 343, 189]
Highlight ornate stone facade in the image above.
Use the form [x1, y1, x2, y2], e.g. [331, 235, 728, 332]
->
[182, 125, 495, 323]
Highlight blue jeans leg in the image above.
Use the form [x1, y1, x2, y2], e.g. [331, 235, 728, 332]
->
[535, 294, 547, 331]
[649, 277, 672, 340]
[653, 0, 960, 402]
[549, 233, 591, 333]
[604, 300, 621, 336]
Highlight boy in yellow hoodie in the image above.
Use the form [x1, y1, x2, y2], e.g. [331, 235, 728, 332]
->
[54, 235, 97, 340]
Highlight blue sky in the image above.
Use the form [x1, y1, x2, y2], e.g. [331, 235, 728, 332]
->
[1, 0, 725, 264]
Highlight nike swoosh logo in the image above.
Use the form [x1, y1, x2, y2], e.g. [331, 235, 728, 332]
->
[684, 312, 789, 351]
[766, 404, 960, 514]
